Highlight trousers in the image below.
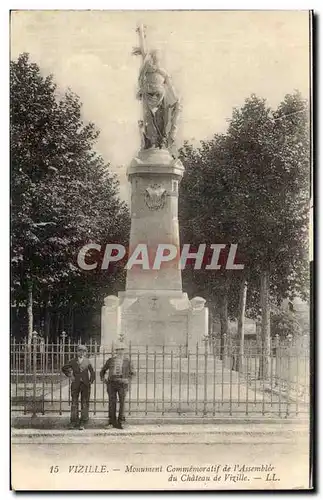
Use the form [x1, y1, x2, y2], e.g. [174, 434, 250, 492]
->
[107, 379, 128, 423]
[71, 382, 90, 424]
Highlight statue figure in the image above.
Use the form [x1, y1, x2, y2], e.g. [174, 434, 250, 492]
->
[132, 25, 181, 155]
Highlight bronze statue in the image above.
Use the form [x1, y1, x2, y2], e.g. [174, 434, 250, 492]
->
[132, 25, 181, 155]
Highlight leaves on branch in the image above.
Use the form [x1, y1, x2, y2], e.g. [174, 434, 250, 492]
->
[11, 53, 130, 334]
[179, 92, 310, 320]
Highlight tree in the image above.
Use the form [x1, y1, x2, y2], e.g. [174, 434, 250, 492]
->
[270, 309, 301, 339]
[225, 93, 309, 377]
[179, 138, 239, 358]
[233, 280, 248, 372]
[11, 53, 130, 340]
[179, 92, 310, 377]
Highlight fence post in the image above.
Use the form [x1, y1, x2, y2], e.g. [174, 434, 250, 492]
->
[45, 336, 49, 374]
[59, 336, 63, 415]
[196, 342, 200, 414]
[286, 333, 293, 417]
[13, 337, 18, 398]
[27, 336, 32, 373]
[61, 331, 67, 365]
[162, 345, 165, 416]
[129, 342, 132, 417]
[23, 340, 27, 414]
[203, 337, 208, 416]
[221, 334, 226, 406]
[32, 333, 37, 416]
[145, 345, 148, 415]
[12, 336, 15, 371]
[93, 340, 97, 416]
[177, 345, 181, 415]
[12, 338, 16, 397]
[40, 338, 44, 372]
[224, 333, 229, 368]
[274, 334, 280, 386]
[229, 334, 233, 416]
[269, 335, 274, 407]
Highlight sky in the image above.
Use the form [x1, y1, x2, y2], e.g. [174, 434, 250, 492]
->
[11, 10, 310, 201]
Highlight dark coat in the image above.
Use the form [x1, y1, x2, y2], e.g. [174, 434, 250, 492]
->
[100, 356, 135, 383]
[62, 357, 95, 386]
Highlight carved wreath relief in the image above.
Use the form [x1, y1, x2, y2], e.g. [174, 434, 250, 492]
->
[145, 184, 167, 210]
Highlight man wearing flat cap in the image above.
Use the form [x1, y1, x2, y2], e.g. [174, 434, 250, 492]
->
[62, 345, 95, 430]
[100, 341, 135, 429]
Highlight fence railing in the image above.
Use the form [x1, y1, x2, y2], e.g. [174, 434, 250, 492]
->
[10, 336, 309, 418]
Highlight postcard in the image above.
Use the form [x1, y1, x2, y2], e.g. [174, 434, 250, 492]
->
[10, 10, 312, 491]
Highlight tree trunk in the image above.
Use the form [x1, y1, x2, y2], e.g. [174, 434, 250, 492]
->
[55, 312, 61, 340]
[27, 281, 33, 344]
[67, 304, 72, 337]
[258, 270, 271, 379]
[234, 280, 248, 372]
[70, 307, 74, 339]
[219, 287, 229, 360]
[44, 293, 51, 339]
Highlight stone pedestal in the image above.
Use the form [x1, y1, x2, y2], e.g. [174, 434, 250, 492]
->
[100, 291, 209, 349]
[101, 148, 209, 350]
[100, 296, 121, 349]
[188, 297, 209, 345]
[126, 148, 184, 292]
[118, 290, 190, 347]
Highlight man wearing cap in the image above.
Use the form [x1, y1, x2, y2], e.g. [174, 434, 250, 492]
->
[100, 341, 135, 429]
[62, 345, 95, 430]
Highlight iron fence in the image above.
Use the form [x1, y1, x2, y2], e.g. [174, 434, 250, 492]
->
[10, 336, 309, 418]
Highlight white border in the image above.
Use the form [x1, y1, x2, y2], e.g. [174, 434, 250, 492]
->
[2, 1, 319, 9]
[2, 2, 319, 499]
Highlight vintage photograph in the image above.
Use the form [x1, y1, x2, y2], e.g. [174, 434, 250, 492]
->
[10, 10, 312, 491]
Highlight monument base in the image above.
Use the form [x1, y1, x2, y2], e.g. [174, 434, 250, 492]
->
[101, 292, 208, 350]
[100, 147, 209, 351]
